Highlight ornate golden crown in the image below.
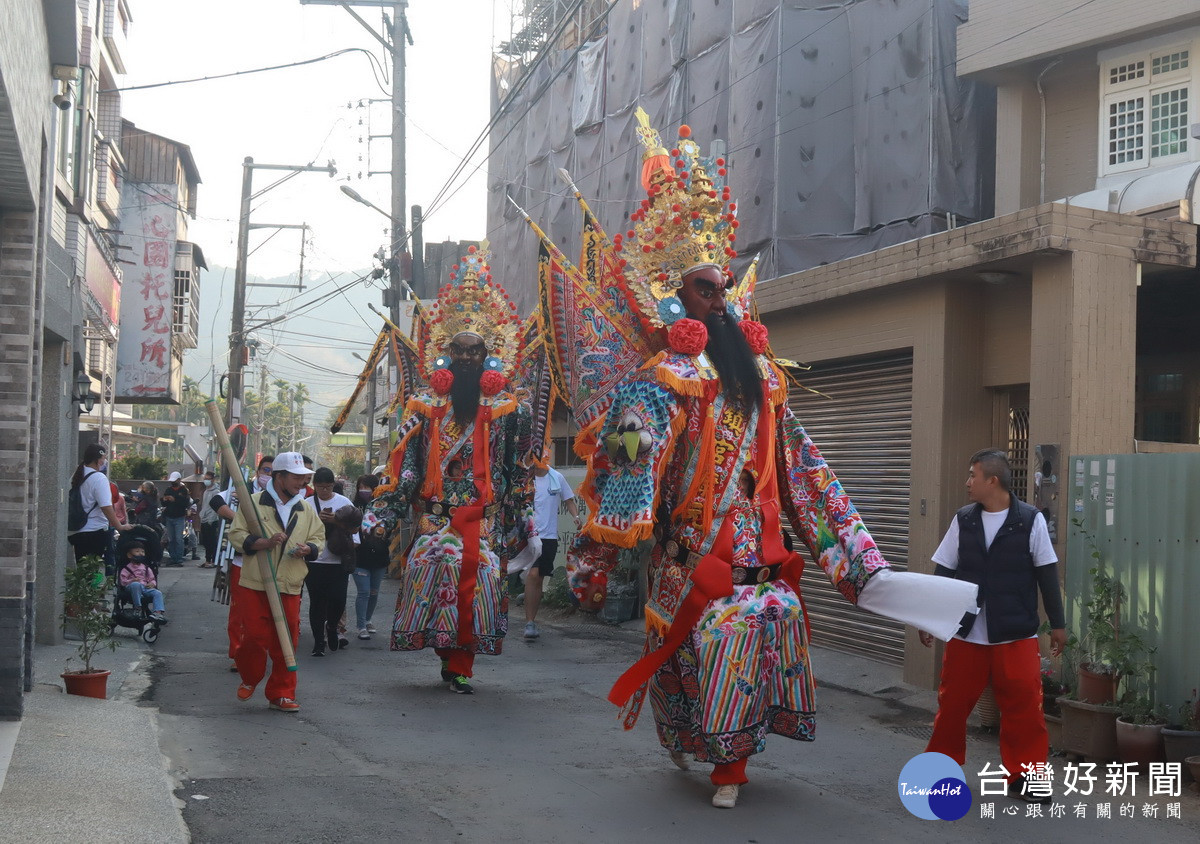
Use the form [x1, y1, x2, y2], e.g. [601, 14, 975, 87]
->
[613, 109, 740, 328]
[422, 243, 520, 375]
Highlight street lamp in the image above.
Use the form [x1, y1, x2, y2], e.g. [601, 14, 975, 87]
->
[73, 369, 96, 414]
[339, 185, 393, 222]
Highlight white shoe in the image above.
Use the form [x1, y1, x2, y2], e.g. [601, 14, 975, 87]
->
[668, 749, 690, 770]
[712, 784, 739, 809]
[366, 622, 376, 633]
[357, 628, 370, 640]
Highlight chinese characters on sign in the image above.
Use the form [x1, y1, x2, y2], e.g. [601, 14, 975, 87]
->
[116, 186, 178, 402]
[976, 762, 1184, 820]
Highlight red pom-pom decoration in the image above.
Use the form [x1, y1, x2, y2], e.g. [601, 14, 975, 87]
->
[740, 320, 769, 355]
[678, 125, 692, 138]
[467, 245, 477, 254]
[430, 369, 454, 396]
[479, 370, 507, 396]
[668, 318, 708, 356]
[716, 157, 726, 166]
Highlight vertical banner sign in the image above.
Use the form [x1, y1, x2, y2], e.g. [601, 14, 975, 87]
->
[116, 183, 178, 401]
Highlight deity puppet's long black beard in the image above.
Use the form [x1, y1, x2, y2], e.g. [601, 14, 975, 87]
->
[704, 312, 763, 411]
[449, 361, 484, 426]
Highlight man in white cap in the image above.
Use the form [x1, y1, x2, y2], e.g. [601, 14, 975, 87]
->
[161, 471, 192, 567]
[229, 452, 325, 712]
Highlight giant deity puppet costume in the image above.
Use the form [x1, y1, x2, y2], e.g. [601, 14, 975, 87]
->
[518, 111, 978, 808]
[370, 245, 537, 695]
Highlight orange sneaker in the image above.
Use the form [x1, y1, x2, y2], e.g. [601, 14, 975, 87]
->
[236, 683, 255, 701]
[269, 697, 300, 712]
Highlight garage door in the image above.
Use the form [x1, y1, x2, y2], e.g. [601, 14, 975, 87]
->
[786, 352, 913, 665]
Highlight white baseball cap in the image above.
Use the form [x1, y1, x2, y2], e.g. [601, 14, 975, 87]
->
[272, 452, 314, 477]
[168, 471, 182, 482]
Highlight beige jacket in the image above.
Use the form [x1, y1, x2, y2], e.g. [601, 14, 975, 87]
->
[229, 490, 324, 595]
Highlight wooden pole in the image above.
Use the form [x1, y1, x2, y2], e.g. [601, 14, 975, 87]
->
[204, 399, 297, 671]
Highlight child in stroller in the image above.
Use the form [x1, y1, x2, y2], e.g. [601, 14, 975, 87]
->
[113, 526, 168, 644]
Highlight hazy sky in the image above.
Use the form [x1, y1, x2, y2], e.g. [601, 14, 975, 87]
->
[118, 1, 505, 414]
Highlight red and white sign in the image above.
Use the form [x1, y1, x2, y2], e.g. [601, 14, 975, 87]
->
[116, 184, 179, 402]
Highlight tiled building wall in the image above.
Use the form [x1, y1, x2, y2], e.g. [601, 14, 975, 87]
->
[0, 212, 39, 718]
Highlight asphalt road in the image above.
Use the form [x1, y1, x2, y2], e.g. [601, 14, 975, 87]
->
[138, 567, 1200, 843]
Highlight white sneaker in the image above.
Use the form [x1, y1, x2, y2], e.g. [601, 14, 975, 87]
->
[523, 622, 539, 640]
[366, 622, 376, 633]
[357, 628, 370, 640]
[668, 749, 690, 770]
[712, 784, 739, 809]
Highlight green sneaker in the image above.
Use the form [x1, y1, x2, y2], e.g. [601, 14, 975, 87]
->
[449, 675, 474, 694]
[440, 659, 454, 682]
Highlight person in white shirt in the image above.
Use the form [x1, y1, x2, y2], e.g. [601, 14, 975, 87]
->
[306, 467, 357, 656]
[68, 443, 131, 563]
[515, 462, 582, 640]
[919, 449, 1066, 805]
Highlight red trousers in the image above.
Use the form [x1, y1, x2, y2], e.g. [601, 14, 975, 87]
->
[235, 586, 301, 701]
[434, 648, 475, 677]
[711, 758, 748, 786]
[926, 637, 1047, 782]
[227, 565, 243, 659]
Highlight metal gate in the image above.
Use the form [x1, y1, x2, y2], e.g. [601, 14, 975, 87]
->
[787, 353, 914, 664]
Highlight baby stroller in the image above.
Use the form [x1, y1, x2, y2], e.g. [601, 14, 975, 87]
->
[112, 525, 167, 644]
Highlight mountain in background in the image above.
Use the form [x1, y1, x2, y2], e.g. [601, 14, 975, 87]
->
[184, 264, 384, 423]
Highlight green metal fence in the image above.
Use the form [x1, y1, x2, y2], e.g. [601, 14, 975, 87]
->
[1067, 453, 1200, 720]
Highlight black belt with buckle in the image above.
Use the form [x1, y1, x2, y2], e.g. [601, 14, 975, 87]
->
[662, 539, 781, 584]
[424, 500, 500, 518]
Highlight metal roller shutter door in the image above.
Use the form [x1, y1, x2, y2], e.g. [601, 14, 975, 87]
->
[786, 353, 913, 665]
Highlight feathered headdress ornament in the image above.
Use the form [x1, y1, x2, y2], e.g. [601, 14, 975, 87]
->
[418, 243, 521, 392]
[614, 109, 746, 329]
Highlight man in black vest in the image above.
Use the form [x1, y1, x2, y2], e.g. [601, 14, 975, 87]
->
[919, 449, 1066, 804]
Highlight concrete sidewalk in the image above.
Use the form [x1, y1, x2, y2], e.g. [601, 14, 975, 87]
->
[0, 579, 935, 844]
[0, 573, 190, 844]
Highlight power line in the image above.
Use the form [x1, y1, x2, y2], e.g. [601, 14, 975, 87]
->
[102, 48, 386, 94]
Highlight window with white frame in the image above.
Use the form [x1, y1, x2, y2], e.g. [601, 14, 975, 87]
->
[1100, 41, 1195, 176]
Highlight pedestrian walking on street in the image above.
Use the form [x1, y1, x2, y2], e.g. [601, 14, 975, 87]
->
[199, 470, 221, 567]
[67, 443, 131, 563]
[352, 475, 388, 639]
[229, 452, 324, 712]
[919, 449, 1067, 804]
[161, 471, 191, 567]
[510, 459, 582, 641]
[306, 468, 355, 656]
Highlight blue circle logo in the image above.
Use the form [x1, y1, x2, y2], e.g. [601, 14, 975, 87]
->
[897, 752, 972, 821]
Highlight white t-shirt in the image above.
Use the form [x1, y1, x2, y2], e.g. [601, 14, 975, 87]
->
[310, 492, 358, 564]
[533, 469, 575, 540]
[78, 468, 113, 533]
[932, 507, 1057, 645]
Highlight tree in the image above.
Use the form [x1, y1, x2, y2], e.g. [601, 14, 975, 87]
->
[109, 455, 168, 480]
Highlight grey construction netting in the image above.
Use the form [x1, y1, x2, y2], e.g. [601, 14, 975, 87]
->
[486, 0, 995, 316]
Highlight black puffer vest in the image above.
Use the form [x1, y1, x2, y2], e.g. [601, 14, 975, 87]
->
[953, 494, 1039, 642]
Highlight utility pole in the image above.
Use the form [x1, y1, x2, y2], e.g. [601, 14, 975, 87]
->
[365, 365, 377, 474]
[308, 0, 410, 447]
[224, 158, 336, 433]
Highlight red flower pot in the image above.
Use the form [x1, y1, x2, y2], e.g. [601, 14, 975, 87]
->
[61, 669, 111, 699]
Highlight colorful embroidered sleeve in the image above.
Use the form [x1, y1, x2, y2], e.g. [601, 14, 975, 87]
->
[776, 405, 889, 604]
[499, 402, 537, 560]
[570, 376, 681, 575]
[370, 403, 427, 536]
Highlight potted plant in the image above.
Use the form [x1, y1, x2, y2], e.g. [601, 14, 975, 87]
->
[1162, 690, 1200, 782]
[1068, 520, 1153, 704]
[1041, 661, 1070, 752]
[60, 553, 118, 698]
[1115, 677, 1166, 771]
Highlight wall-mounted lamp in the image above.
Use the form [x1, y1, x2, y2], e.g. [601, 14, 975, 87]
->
[73, 370, 96, 414]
